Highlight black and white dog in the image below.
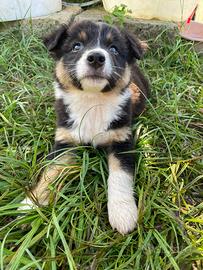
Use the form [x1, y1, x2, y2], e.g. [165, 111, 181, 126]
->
[19, 20, 149, 234]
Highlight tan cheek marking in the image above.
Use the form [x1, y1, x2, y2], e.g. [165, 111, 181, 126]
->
[79, 31, 87, 41]
[106, 32, 113, 43]
[110, 65, 131, 94]
[55, 127, 78, 144]
[55, 60, 70, 90]
[129, 83, 141, 104]
[122, 65, 131, 86]
[55, 60, 78, 92]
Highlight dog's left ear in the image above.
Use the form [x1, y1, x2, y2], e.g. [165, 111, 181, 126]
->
[43, 24, 68, 59]
[124, 31, 147, 62]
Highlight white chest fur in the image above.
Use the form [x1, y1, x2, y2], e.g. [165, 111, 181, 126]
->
[55, 85, 131, 145]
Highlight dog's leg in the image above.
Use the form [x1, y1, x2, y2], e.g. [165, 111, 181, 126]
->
[107, 138, 138, 234]
[18, 129, 76, 211]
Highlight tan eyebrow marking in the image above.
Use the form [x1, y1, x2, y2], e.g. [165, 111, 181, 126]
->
[106, 31, 113, 42]
[78, 31, 87, 41]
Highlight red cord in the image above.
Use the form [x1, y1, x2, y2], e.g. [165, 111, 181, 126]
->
[186, 5, 198, 24]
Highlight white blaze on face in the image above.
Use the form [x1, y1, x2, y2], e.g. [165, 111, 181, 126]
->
[76, 48, 112, 92]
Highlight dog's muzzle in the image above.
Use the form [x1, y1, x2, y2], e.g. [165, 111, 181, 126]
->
[76, 48, 112, 91]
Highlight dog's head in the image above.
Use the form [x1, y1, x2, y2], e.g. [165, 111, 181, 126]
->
[44, 20, 145, 92]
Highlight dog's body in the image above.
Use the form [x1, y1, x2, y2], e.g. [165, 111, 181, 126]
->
[19, 21, 149, 234]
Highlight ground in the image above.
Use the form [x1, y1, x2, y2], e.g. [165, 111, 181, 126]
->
[0, 24, 202, 270]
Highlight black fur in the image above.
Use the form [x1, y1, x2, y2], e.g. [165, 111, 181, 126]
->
[108, 96, 132, 130]
[101, 77, 118, 92]
[108, 137, 135, 175]
[131, 64, 150, 116]
[123, 31, 144, 61]
[55, 99, 74, 128]
[43, 24, 68, 59]
[47, 141, 73, 160]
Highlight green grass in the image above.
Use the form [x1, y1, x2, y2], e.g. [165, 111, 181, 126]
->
[0, 25, 202, 270]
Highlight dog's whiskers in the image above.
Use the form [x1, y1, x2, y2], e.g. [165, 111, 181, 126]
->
[112, 65, 125, 70]
[63, 64, 76, 70]
[113, 71, 122, 79]
[112, 71, 128, 86]
[67, 68, 77, 74]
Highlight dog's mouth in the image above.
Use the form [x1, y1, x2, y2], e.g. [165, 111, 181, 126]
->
[82, 75, 107, 80]
[80, 74, 109, 92]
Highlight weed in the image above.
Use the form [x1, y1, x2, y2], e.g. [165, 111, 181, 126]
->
[103, 4, 131, 27]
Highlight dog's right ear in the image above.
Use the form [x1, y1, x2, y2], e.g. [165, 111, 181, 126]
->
[43, 24, 68, 59]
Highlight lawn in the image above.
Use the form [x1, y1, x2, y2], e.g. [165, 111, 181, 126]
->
[0, 24, 202, 270]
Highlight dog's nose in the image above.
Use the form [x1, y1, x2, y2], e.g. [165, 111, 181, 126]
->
[87, 52, 105, 69]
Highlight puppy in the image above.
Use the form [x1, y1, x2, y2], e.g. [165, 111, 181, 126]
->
[19, 20, 150, 235]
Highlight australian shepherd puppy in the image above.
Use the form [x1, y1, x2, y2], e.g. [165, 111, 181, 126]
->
[19, 20, 150, 235]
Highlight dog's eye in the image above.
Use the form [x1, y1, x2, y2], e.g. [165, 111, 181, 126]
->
[109, 45, 118, 55]
[72, 42, 83, 52]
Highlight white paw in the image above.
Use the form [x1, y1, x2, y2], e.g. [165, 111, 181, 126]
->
[108, 199, 138, 235]
[18, 197, 36, 211]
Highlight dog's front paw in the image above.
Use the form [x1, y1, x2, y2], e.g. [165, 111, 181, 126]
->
[18, 197, 35, 211]
[108, 199, 138, 235]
